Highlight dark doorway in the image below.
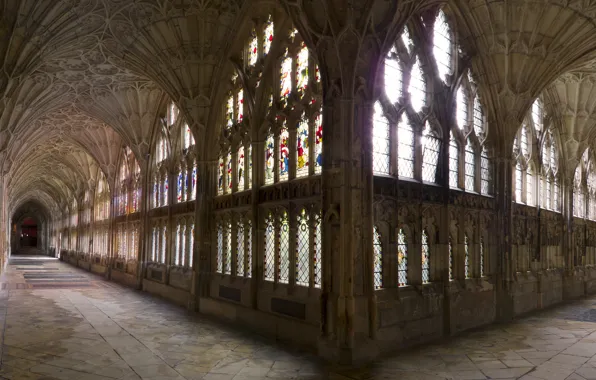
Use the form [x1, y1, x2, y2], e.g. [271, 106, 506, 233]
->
[21, 217, 38, 247]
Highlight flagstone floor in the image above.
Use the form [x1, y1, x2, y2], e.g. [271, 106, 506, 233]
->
[3, 256, 596, 379]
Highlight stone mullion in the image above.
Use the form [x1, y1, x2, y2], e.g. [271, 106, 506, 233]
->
[232, 151, 238, 193]
[274, 211, 280, 284]
[414, 124, 423, 182]
[390, 117, 399, 177]
[289, 116, 297, 180]
[185, 219, 192, 268]
[309, 208, 315, 288]
[309, 112, 316, 177]
[231, 215, 238, 276]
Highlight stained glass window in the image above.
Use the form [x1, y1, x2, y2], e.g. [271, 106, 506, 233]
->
[263, 15, 274, 56]
[189, 222, 195, 268]
[397, 229, 408, 286]
[449, 236, 454, 280]
[279, 212, 290, 283]
[296, 209, 309, 286]
[224, 221, 232, 275]
[409, 57, 426, 113]
[296, 44, 309, 97]
[184, 124, 195, 148]
[422, 229, 430, 283]
[163, 176, 169, 207]
[217, 222, 223, 273]
[279, 125, 290, 181]
[314, 213, 321, 288]
[238, 146, 245, 191]
[237, 89, 244, 123]
[315, 111, 323, 174]
[433, 10, 452, 83]
[264, 214, 275, 281]
[385, 46, 402, 104]
[226, 93, 234, 128]
[280, 49, 292, 105]
[532, 99, 543, 132]
[465, 139, 475, 192]
[296, 116, 309, 178]
[226, 153, 233, 191]
[456, 86, 467, 129]
[177, 170, 184, 202]
[373, 102, 390, 175]
[168, 102, 179, 126]
[191, 164, 197, 200]
[237, 220, 245, 277]
[464, 234, 470, 279]
[373, 226, 383, 289]
[422, 123, 440, 183]
[161, 225, 167, 263]
[449, 134, 459, 188]
[397, 114, 414, 178]
[248, 29, 258, 66]
[265, 134, 275, 185]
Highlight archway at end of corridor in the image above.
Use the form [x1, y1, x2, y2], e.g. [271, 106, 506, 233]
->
[10, 201, 52, 256]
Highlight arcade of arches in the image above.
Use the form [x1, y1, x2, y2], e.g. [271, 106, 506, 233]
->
[6, 0, 596, 368]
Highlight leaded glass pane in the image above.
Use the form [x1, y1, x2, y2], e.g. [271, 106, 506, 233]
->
[397, 114, 414, 178]
[246, 220, 252, 278]
[189, 223, 195, 269]
[264, 214, 275, 281]
[224, 222, 232, 274]
[265, 134, 274, 185]
[279, 212, 290, 283]
[238, 146, 245, 191]
[456, 86, 467, 130]
[296, 116, 309, 178]
[246, 145, 252, 189]
[473, 95, 484, 137]
[248, 29, 258, 66]
[464, 234, 470, 278]
[515, 163, 523, 202]
[237, 89, 244, 123]
[521, 125, 529, 157]
[449, 136, 459, 188]
[481, 148, 491, 195]
[527, 169, 534, 206]
[545, 177, 552, 209]
[226, 153, 233, 191]
[263, 16, 273, 56]
[296, 44, 309, 97]
[279, 126, 290, 181]
[465, 141, 475, 192]
[175, 224, 181, 265]
[280, 49, 292, 105]
[314, 213, 321, 288]
[315, 112, 323, 174]
[433, 10, 452, 83]
[177, 170, 184, 202]
[397, 229, 408, 286]
[385, 47, 401, 104]
[554, 180, 560, 211]
[226, 94, 234, 129]
[422, 123, 440, 183]
[237, 220, 245, 277]
[191, 164, 197, 200]
[373, 226, 383, 289]
[409, 57, 426, 113]
[532, 99, 542, 132]
[296, 209, 309, 286]
[422, 230, 430, 284]
[373, 102, 390, 175]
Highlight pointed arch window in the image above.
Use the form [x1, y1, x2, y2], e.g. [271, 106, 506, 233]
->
[575, 165, 585, 218]
[409, 57, 426, 113]
[384, 46, 402, 104]
[433, 10, 453, 83]
[373, 102, 390, 175]
[263, 15, 274, 56]
[456, 86, 468, 130]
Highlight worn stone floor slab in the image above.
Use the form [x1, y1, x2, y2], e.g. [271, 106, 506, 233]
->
[5, 256, 596, 379]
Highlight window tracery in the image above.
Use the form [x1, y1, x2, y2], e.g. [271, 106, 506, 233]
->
[397, 228, 408, 287]
[173, 216, 194, 268]
[373, 11, 491, 194]
[514, 98, 560, 211]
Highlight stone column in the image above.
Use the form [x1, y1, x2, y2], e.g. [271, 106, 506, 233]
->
[494, 155, 515, 321]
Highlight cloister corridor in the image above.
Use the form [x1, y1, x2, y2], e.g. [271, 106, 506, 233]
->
[0, 255, 595, 380]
